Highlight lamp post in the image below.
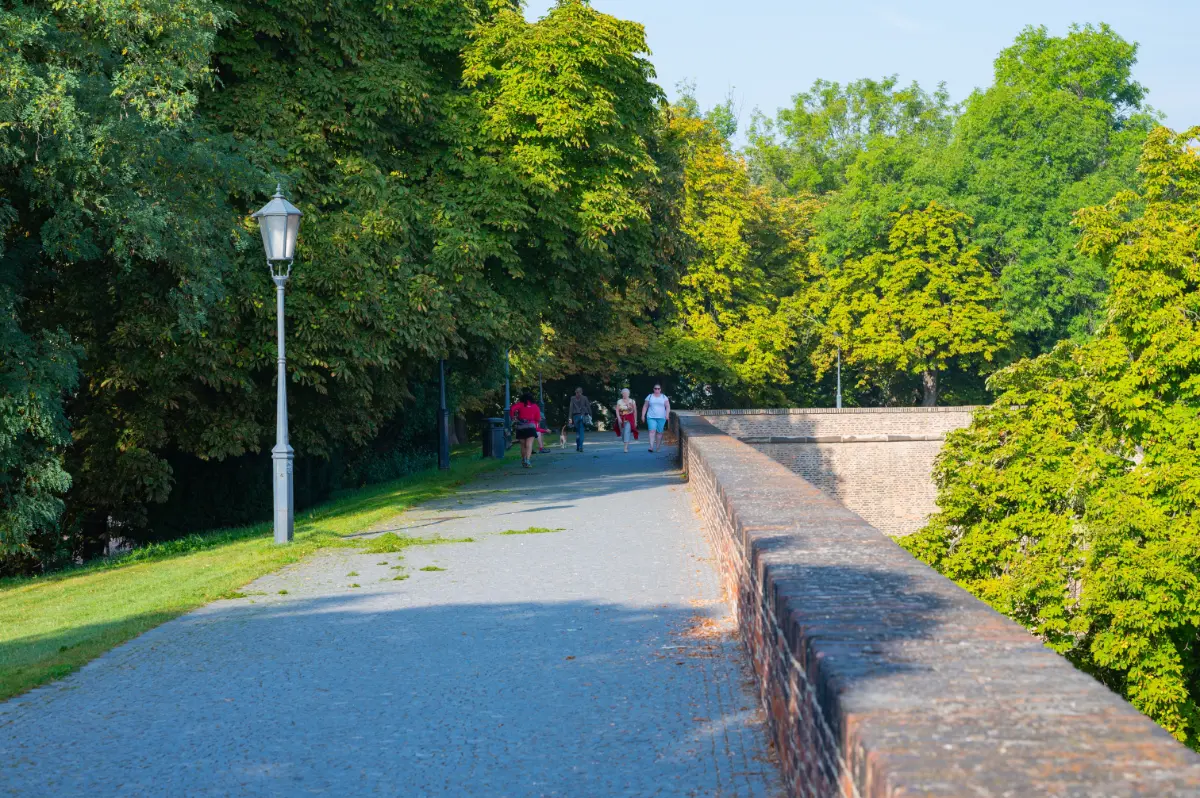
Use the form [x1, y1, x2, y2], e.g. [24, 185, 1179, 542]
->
[252, 185, 303, 544]
[835, 344, 842, 410]
[437, 358, 450, 470]
[799, 312, 842, 409]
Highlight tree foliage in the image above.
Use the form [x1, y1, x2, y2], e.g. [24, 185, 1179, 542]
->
[0, 0, 673, 568]
[904, 127, 1200, 747]
[657, 107, 821, 406]
[746, 76, 953, 197]
[817, 202, 1008, 406]
[0, 0, 256, 564]
[945, 23, 1154, 351]
[727, 23, 1153, 405]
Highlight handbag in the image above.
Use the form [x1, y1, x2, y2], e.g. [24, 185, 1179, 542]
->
[583, 414, 593, 426]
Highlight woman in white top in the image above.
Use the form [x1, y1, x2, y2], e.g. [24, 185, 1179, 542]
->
[641, 383, 670, 453]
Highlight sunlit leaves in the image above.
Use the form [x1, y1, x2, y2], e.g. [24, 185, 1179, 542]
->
[905, 129, 1200, 747]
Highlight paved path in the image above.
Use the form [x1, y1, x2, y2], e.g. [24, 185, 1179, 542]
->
[1, 439, 782, 797]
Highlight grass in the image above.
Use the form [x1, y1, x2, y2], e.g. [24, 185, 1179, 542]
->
[419, 566, 446, 572]
[361, 532, 474, 554]
[0, 446, 512, 701]
[499, 527, 565, 536]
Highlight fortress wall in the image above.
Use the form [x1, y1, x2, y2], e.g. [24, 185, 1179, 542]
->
[700, 408, 976, 537]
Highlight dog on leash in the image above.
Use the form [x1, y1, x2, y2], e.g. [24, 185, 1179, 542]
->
[559, 424, 570, 449]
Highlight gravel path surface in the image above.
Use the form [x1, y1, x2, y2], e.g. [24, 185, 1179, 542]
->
[1, 440, 782, 797]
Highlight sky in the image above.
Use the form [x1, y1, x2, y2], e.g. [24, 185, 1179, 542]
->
[523, 1, 1196, 144]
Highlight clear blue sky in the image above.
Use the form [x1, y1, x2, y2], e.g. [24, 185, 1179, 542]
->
[524, 1, 1195, 142]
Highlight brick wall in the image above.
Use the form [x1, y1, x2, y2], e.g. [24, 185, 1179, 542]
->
[701, 408, 976, 537]
[700, 406, 975, 439]
[673, 411, 1200, 798]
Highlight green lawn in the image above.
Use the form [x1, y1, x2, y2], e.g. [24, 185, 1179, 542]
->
[0, 448, 511, 701]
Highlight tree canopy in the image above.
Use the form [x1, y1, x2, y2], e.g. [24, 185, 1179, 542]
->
[0, 0, 672, 567]
[816, 202, 1007, 406]
[904, 127, 1200, 746]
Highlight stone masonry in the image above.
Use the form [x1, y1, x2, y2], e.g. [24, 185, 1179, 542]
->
[673, 411, 1200, 798]
[702, 408, 976, 536]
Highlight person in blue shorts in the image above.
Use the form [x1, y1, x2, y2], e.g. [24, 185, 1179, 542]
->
[641, 383, 670, 453]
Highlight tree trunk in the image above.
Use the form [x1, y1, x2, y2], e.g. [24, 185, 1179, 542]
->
[921, 369, 938, 407]
[453, 414, 468, 445]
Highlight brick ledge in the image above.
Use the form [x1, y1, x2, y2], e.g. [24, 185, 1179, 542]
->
[671, 411, 1200, 798]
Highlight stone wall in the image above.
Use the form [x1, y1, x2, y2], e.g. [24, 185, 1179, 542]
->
[700, 408, 976, 537]
[672, 411, 1200, 798]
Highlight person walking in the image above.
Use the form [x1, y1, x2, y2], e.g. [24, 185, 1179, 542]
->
[510, 392, 542, 468]
[614, 388, 639, 453]
[568, 387, 591, 452]
[641, 383, 670, 453]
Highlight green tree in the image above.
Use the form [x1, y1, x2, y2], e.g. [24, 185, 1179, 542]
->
[904, 127, 1200, 746]
[0, 0, 256, 558]
[818, 202, 1007, 406]
[949, 23, 1155, 351]
[0, 287, 78, 569]
[1, 0, 679, 568]
[745, 76, 953, 197]
[662, 108, 819, 405]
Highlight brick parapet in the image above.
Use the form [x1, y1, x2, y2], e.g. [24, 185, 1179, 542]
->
[697, 407, 976, 415]
[702, 407, 975, 440]
[672, 411, 1200, 797]
[702, 408, 975, 537]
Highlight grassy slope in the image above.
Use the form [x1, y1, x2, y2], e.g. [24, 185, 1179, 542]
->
[0, 449, 510, 701]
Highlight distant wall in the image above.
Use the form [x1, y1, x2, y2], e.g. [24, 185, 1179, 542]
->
[700, 408, 975, 537]
[672, 411, 1200, 797]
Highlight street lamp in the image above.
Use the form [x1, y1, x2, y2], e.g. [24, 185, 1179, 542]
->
[835, 343, 842, 410]
[253, 185, 303, 544]
[799, 312, 843, 409]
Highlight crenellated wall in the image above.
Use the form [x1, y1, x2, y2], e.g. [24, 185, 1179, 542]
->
[700, 408, 976, 536]
[672, 411, 1200, 797]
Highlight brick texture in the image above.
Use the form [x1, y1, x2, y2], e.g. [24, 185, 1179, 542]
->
[702, 408, 976, 537]
[673, 411, 1200, 798]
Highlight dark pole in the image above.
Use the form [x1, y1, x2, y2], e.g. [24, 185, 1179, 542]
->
[504, 349, 511, 439]
[437, 358, 450, 470]
[836, 345, 843, 409]
[538, 372, 544, 416]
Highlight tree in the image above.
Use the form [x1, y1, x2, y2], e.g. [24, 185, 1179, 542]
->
[661, 107, 820, 406]
[0, 0, 256, 559]
[949, 23, 1155, 352]
[0, 0, 681, 569]
[904, 127, 1200, 746]
[818, 202, 1008, 406]
[0, 287, 78, 570]
[745, 76, 953, 197]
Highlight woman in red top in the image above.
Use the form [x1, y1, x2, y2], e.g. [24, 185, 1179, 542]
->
[613, 388, 639, 453]
[510, 392, 542, 468]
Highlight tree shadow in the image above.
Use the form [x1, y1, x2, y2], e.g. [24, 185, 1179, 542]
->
[1, 593, 790, 795]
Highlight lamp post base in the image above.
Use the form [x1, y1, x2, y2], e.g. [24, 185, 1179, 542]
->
[272, 444, 294, 544]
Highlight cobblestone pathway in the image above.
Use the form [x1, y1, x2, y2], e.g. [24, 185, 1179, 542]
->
[1, 440, 782, 797]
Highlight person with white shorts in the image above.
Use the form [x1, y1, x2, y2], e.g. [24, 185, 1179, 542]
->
[641, 383, 670, 453]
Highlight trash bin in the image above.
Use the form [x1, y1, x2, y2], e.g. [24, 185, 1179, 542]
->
[482, 417, 506, 459]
